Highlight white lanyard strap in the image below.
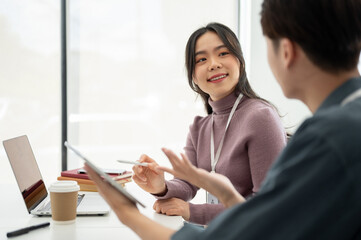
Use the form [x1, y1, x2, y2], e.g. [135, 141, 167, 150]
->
[210, 94, 243, 173]
[341, 88, 361, 106]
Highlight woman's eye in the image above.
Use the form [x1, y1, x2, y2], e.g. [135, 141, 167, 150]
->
[219, 52, 229, 56]
[196, 58, 206, 63]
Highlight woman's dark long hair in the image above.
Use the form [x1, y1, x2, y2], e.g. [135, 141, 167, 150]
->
[185, 22, 271, 114]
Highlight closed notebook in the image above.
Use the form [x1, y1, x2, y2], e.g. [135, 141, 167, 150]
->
[58, 176, 132, 184]
[57, 175, 132, 192]
[61, 168, 132, 180]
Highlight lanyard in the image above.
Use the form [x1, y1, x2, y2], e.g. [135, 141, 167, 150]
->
[341, 88, 361, 106]
[210, 94, 243, 173]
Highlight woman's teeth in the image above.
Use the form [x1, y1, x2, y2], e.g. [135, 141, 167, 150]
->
[209, 74, 227, 82]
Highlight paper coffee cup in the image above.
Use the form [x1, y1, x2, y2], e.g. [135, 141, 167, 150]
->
[49, 181, 80, 224]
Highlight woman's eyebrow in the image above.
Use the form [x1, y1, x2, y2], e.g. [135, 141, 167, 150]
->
[195, 45, 227, 57]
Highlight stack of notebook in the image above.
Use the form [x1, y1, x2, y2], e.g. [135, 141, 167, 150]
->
[57, 168, 132, 192]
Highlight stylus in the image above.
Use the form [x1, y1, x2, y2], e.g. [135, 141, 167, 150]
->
[7, 222, 50, 238]
[117, 160, 149, 167]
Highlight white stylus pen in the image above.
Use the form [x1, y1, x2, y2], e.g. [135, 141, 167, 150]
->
[117, 160, 149, 167]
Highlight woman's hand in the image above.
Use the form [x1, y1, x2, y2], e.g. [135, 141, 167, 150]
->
[153, 198, 190, 221]
[132, 154, 167, 195]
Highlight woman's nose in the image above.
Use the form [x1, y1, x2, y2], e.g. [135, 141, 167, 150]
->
[208, 58, 222, 71]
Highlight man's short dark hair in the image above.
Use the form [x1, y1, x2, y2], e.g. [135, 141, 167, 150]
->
[260, 0, 361, 73]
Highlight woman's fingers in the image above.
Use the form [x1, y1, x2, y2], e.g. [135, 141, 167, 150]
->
[164, 208, 180, 216]
[153, 198, 189, 219]
[147, 162, 163, 174]
[132, 174, 147, 185]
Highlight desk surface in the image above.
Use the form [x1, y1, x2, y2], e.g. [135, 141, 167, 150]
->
[0, 182, 183, 240]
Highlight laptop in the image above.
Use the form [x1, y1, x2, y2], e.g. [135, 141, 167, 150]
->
[3, 135, 110, 216]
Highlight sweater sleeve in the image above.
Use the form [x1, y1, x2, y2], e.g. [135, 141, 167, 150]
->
[188, 203, 225, 224]
[246, 106, 286, 192]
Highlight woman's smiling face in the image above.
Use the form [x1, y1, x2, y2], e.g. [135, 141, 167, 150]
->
[193, 31, 241, 101]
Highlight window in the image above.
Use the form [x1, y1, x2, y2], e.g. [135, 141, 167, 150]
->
[67, 0, 239, 169]
[0, 0, 60, 183]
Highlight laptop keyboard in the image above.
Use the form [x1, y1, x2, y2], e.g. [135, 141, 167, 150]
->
[40, 194, 85, 212]
[77, 194, 85, 206]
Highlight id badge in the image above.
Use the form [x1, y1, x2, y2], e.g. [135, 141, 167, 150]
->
[206, 191, 219, 204]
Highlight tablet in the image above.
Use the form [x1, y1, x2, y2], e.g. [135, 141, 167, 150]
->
[64, 141, 146, 208]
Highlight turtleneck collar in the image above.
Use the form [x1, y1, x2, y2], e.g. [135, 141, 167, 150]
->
[208, 91, 242, 115]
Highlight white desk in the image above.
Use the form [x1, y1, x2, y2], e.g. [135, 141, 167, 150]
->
[0, 182, 183, 240]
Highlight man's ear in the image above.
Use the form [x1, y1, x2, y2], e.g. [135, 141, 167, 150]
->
[280, 38, 296, 69]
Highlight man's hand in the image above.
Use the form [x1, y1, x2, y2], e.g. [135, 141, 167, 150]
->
[157, 148, 246, 208]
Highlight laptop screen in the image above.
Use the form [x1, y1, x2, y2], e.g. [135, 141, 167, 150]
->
[3, 135, 48, 213]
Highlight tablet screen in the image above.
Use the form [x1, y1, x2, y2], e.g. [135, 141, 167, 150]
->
[64, 141, 146, 208]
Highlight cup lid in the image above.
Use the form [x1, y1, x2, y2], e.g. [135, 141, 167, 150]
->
[49, 181, 80, 192]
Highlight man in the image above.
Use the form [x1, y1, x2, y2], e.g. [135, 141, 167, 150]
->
[85, 0, 361, 239]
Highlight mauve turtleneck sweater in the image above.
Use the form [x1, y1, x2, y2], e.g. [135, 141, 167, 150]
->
[156, 92, 287, 224]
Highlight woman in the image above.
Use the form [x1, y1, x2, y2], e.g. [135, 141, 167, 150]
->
[132, 22, 286, 225]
